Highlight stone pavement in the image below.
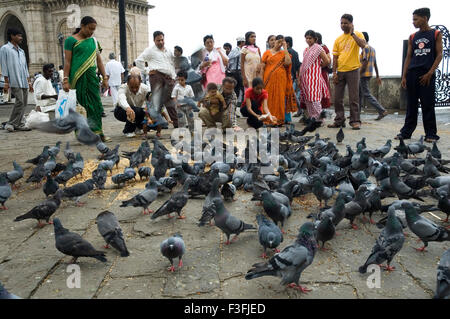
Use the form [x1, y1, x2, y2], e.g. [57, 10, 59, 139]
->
[0, 99, 449, 299]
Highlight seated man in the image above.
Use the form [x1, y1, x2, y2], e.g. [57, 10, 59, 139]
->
[114, 73, 150, 138]
[33, 63, 58, 114]
[198, 78, 240, 131]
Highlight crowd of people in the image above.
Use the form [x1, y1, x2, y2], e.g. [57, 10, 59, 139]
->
[0, 8, 443, 144]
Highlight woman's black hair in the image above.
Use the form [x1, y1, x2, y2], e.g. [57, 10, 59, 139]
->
[275, 34, 284, 40]
[315, 32, 323, 45]
[245, 31, 258, 48]
[203, 34, 214, 45]
[252, 77, 264, 88]
[73, 16, 97, 34]
[266, 35, 275, 44]
[304, 30, 317, 40]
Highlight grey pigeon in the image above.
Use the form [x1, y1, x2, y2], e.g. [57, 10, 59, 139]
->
[245, 222, 317, 293]
[92, 167, 107, 190]
[64, 141, 75, 162]
[336, 127, 344, 144]
[61, 179, 95, 206]
[406, 136, 430, 156]
[54, 161, 75, 187]
[343, 185, 369, 230]
[111, 173, 128, 188]
[44, 154, 57, 174]
[198, 177, 222, 226]
[423, 153, 441, 178]
[14, 190, 63, 227]
[160, 233, 185, 272]
[26, 157, 47, 186]
[72, 153, 84, 179]
[434, 248, 450, 299]
[138, 166, 152, 180]
[359, 205, 405, 273]
[315, 215, 335, 250]
[53, 218, 107, 263]
[221, 183, 236, 201]
[96, 141, 110, 158]
[257, 214, 283, 258]
[0, 173, 12, 210]
[370, 140, 392, 158]
[312, 175, 334, 207]
[261, 190, 291, 233]
[426, 176, 450, 189]
[212, 197, 255, 245]
[96, 210, 129, 257]
[438, 193, 450, 225]
[390, 166, 424, 202]
[98, 160, 115, 175]
[120, 177, 158, 214]
[152, 177, 192, 220]
[431, 141, 441, 160]
[48, 141, 62, 158]
[29, 108, 100, 145]
[43, 172, 59, 197]
[26, 145, 49, 165]
[0, 282, 21, 299]
[123, 167, 136, 181]
[403, 201, 450, 251]
[4, 161, 23, 189]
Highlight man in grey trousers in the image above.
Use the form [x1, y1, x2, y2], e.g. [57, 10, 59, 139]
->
[1, 28, 32, 132]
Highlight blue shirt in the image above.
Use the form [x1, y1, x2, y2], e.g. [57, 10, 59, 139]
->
[0, 42, 29, 88]
[227, 47, 241, 72]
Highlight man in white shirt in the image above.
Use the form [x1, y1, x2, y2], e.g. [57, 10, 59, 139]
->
[105, 52, 125, 106]
[33, 63, 58, 113]
[135, 30, 178, 128]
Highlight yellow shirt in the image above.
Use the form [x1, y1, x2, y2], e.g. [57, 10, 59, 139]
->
[333, 31, 365, 72]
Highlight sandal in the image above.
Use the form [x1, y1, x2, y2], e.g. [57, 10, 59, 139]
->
[424, 137, 439, 143]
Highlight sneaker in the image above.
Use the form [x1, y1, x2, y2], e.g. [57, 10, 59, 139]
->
[15, 124, 31, 131]
[375, 111, 388, 121]
[5, 123, 14, 132]
[124, 132, 135, 138]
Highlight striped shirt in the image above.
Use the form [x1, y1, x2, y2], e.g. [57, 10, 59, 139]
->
[360, 45, 376, 78]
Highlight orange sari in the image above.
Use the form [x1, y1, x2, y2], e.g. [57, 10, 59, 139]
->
[262, 50, 298, 125]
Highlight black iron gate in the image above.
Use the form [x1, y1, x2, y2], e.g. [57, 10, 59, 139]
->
[432, 25, 450, 107]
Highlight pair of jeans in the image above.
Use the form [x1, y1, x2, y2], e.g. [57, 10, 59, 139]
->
[333, 68, 360, 125]
[177, 105, 194, 132]
[359, 77, 385, 114]
[400, 68, 439, 140]
[114, 106, 145, 134]
[8, 87, 28, 128]
[149, 72, 178, 127]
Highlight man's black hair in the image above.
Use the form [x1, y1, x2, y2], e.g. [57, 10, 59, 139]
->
[223, 77, 236, 86]
[341, 14, 353, 23]
[153, 31, 164, 40]
[223, 43, 232, 49]
[203, 34, 214, 44]
[43, 63, 54, 73]
[174, 46, 183, 55]
[413, 8, 431, 21]
[177, 70, 188, 79]
[7, 28, 22, 42]
[59, 65, 63, 70]
[206, 82, 218, 91]
[362, 32, 369, 42]
[285, 36, 293, 48]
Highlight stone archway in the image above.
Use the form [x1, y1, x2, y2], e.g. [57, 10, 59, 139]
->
[0, 13, 29, 65]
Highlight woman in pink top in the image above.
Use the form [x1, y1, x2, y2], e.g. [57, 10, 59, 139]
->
[241, 31, 262, 89]
[199, 35, 229, 89]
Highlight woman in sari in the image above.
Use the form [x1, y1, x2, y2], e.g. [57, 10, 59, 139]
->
[62, 16, 109, 142]
[241, 31, 261, 89]
[299, 30, 330, 123]
[198, 35, 229, 89]
[260, 35, 297, 126]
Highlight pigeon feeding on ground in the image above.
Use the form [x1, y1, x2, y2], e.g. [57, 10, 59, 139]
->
[92, 167, 107, 190]
[312, 175, 334, 208]
[111, 173, 129, 188]
[61, 179, 95, 206]
[53, 218, 107, 263]
[212, 197, 255, 245]
[3, 161, 23, 189]
[245, 222, 317, 293]
[221, 183, 236, 201]
[72, 153, 84, 179]
[438, 193, 450, 226]
[26, 146, 49, 165]
[152, 177, 192, 220]
[403, 202, 450, 252]
[14, 190, 63, 227]
[26, 157, 47, 186]
[434, 248, 450, 299]
[160, 233, 185, 272]
[98, 160, 115, 175]
[0, 174, 12, 210]
[138, 167, 152, 180]
[43, 172, 59, 197]
[336, 127, 344, 144]
[370, 140, 392, 158]
[359, 205, 405, 273]
[96, 211, 129, 257]
[120, 177, 158, 214]
[315, 215, 336, 250]
[389, 166, 424, 202]
[29, 108, 100, 145]
[55, 161, 75, 187]
[257, 214, 283, 258]
[261, 190, 291, 234]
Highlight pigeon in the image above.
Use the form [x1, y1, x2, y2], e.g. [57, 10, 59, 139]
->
[48, 141, 62, 158]
[261, 190, 291, 233]
[92, 167, 107, 190]
[356, 137, 367, 150]
[64, 141, 75, 162]
[26, 157, 47, 186]
[123, 167, 136, 181]
[359, 205, 405, 273]
[152, 177, 192, 220]
[212, 197, 255, 245]
[431, 141, 442, 160]
[43, 172, 59, 197]
[160, 233, 185, 272]
[394, 137, 409, 159]
[434, 248, 450, 299]
[53, 218, 107, 263]
[155, 177, 178, 193]
[96, 210, 129, 257]
[315, 215, 335, 250]
[96, 141, 110, 159]
[51, 163, 67, 177]
[426, 176, 450, 189]
[100, 144, 120, 161]
[336, 127, 344, 144]
[54, 161, 74, 187]
[3, 161, 23, 189]
[14, 190, 63, 227]
[29, 108, 100, 145]
[0, 173, 12, 210]
[245, 222, 317, 293]
[111, 173, 128, 188]
[257, 214, 283, 258]
[120, 177, 158, 214]
[298, 117, 321, 136]
[403, 175, 427, 191]
[72, 153, 84, 179]
[44, 154, 57, 174]
[0, 282, 21, 299]
[423, 153, 441, 178]
[403, 201, 450, 251]
[98, 160, 115, 175]
[26, 146, 49, 165]
[312, 175, 334, 207]
[406, 136, 430, 157]
[370, 140, 392, 158]
[438, 193, 450, 225]
[221, 183, 236, 201]
[389, 166, 425, 202]
[61, 179, 95, 206]
[138, 167, 152, 180]
[343, 185, 368, 230]
[318, 192, 347, 227]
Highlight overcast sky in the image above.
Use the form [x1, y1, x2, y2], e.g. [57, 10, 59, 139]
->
[145, 0, 449, 76]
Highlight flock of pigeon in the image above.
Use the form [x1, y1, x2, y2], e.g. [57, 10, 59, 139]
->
[0, 122, 450, 299]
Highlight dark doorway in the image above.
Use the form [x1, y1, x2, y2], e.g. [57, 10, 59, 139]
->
[1, 14, 29, 65]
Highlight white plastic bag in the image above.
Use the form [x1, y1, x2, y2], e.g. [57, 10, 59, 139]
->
[55, 89, 77, 118]
[25, 110, 50, 127]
